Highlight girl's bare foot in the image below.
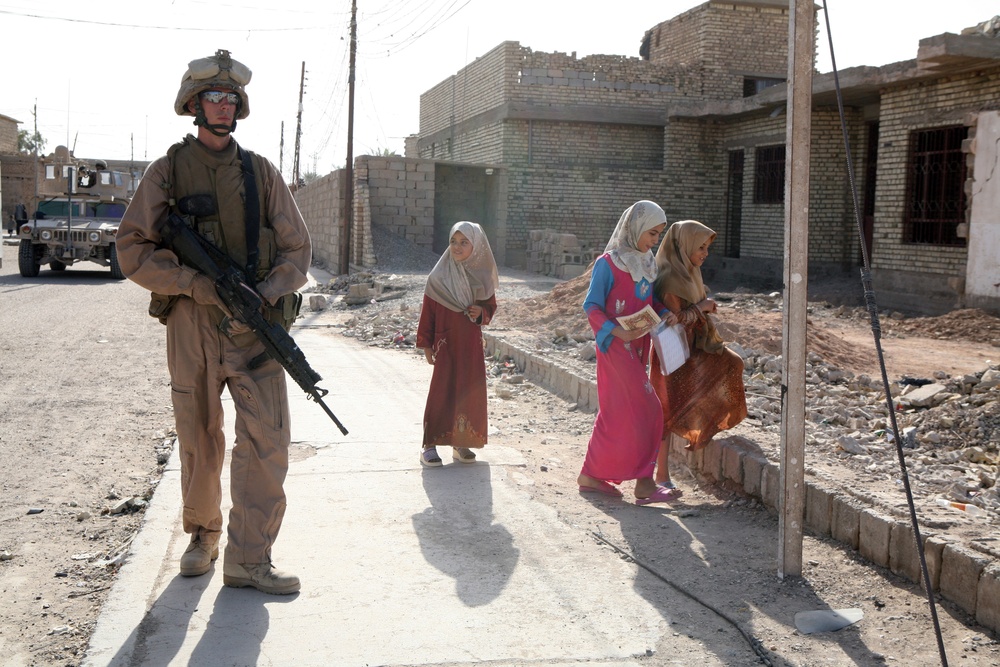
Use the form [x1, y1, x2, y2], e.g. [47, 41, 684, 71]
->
[634, 477, 657, 499]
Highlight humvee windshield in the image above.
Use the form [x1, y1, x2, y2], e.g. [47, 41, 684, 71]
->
[92, 202, 127, 218]
[36, 200, 125, 219]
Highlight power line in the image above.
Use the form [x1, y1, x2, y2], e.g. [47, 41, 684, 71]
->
[355, 0, 475, 58]
[0, 7, 333, 31]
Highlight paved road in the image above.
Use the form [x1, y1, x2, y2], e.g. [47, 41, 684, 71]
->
[81, 304, 756, 666]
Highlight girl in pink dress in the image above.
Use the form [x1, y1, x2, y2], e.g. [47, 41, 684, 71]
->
[577, 201, 679, 505]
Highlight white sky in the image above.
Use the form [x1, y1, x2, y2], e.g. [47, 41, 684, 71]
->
[1, 0, 997, 181]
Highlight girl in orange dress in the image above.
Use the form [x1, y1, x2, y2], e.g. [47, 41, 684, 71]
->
[650, 220, 747, 489]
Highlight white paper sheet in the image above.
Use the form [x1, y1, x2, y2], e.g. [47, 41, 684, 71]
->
[651, 322, 690, 374]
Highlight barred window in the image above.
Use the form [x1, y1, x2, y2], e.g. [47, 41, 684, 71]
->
[754, 144, 785, 204]
[903, 126, 967, 246]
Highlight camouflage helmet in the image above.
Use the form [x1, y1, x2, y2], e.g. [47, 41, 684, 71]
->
[174, 49, 252, 120]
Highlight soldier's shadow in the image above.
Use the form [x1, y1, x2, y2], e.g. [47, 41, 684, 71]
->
[103, 572, 214, 666]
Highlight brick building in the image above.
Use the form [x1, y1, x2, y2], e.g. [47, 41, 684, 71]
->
[408, 0, 1000, 314]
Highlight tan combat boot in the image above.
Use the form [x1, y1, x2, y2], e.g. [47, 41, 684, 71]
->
[179, 537, 219, 576]
[223, 561, 300, 595]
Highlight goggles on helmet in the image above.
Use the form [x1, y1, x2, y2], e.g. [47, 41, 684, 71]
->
[200, 91, 241, 105]
[186, 54, 252, 86]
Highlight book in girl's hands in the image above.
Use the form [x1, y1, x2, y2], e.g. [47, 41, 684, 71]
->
[616, 304, 661, 331]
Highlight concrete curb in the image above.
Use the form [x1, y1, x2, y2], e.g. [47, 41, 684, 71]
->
[483, 331, 1000, 635]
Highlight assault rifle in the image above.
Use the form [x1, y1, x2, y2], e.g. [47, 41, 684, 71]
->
[160, 196, 348, 435]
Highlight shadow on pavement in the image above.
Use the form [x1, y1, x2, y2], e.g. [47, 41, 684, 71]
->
[412, 461, 520, 607]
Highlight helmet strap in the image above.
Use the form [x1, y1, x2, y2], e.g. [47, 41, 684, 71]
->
[191, 99, 238, 137]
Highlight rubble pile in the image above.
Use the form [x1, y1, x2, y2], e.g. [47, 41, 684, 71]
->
[738, 345, 998, 516]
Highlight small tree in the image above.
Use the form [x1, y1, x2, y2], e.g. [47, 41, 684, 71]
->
[18, 129, 46, 155]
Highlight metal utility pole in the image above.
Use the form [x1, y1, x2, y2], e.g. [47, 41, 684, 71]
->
[293, 62, 305, 187]
[778, 0, 814, 579]
[343, 0, 357, 273]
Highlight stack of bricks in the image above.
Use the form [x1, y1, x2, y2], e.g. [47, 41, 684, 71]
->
[526, 229, 594, 279]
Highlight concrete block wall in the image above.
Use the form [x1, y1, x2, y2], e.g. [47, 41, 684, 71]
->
[513, 50, 692, 109]
[482, 329, 1000, 634]
[294, 170, 346, 273]
[361, 155, 436, 251]
[295, 155, 435, 273]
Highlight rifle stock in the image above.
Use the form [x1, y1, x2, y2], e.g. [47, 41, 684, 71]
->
[161, 212, 348, 435]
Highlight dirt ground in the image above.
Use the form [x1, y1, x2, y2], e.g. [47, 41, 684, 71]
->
[1, 234, 998, 666]
[329, 261, 1000, 666]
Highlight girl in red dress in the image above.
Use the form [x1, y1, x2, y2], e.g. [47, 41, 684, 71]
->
[416, 221, 499, 467]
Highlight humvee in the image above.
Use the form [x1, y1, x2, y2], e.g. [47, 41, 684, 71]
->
[17, 146, 132, 279]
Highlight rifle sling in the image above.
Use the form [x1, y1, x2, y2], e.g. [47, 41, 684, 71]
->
[238, 145, 260, 282]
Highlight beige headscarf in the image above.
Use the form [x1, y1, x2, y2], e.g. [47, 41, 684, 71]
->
[654, 220, 725, 353]
[424, 221, 499, 313]
[604, 200, 666, 284]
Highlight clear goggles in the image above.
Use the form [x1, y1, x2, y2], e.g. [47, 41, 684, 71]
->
[199, 90, 241, 105]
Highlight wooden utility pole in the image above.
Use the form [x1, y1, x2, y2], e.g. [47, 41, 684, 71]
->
[280, 121, 285, 175]
[343, 0, 357, 273]
[778, 0, 814, 579]
[32, 102, 39, 203]
[293, 62, 305, 187]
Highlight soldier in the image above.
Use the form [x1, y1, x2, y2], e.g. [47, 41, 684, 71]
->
[116, 49, 311, 594]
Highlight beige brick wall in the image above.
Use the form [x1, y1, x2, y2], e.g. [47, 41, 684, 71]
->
[0, 154, 38, 222]
[872, 72, 1000, 278]
[415, 3, 799, 269]
[0, 116, 19, 154]
[419, 42, 515, 139]
[662, 117, 727, 242]
[645, 1, 790, 100]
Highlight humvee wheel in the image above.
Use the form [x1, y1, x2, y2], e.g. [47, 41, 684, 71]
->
[109, 243, 126, 280]
[18, 240, 41, 277]
[50, 260, 67, 272]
